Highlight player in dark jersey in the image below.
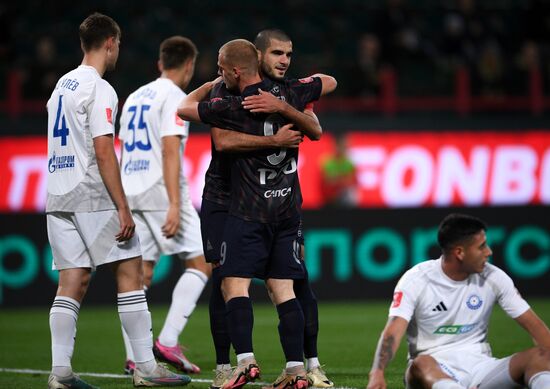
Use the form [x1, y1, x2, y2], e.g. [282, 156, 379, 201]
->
[178, 39, 336, 389]
[204, 29, 334, 389]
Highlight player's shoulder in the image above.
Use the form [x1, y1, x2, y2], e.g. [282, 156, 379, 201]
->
[396, 259, 437, 289]
[210, 81, 234, 99]
[479, 262, 513, 289]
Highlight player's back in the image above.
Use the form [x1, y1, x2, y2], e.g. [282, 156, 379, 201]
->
[199, 77, 321, 223]
[46, 65, 118, 213]
[119, 78, 188, 210]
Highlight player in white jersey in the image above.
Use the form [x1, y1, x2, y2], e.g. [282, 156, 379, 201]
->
[366, 214, 550, 389]
[118, 36, 208, 375]
[46, 13, 190, 389]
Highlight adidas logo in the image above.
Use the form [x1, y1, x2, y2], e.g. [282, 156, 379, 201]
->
[206, 240, 213, 251]
[432, 301, 448, 312]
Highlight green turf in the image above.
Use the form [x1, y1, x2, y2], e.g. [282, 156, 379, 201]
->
[1, 300, 549, 388]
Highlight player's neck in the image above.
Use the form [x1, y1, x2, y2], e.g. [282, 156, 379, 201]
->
[239, 74, 263, 93]
[81, 52, 108, 77]
[161, 69, 187, 90]
[441, 256, 469, 281]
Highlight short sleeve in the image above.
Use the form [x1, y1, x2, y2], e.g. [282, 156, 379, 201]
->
[197, 97, 241, 132]
[491, 267, 530, 318]
[287, 77, 322, 107]
[161, 90, 188, 138]
[118, 100, 129, 142]
[89, 80, 118, 138]
[388, 268, 422, 322]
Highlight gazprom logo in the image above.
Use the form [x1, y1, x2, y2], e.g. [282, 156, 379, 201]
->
[434, 323, 477, 335]
[48, 152, 75, 173]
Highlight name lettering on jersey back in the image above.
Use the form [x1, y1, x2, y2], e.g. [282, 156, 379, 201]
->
[124, 158, 150, 175]
[48, 152, 75, 173]
[258, 157, 297, 185]
[133, 87, 157, 100]
[57, 78, 79, 91]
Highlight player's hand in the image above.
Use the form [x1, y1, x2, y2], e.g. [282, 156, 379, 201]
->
[211, 76, 223, 84]
[366, 370, 386, 389]
[273, 123, 303, 148]
[116, 207, 136, 242]
[162, 204, 180, 239]
[242, 89, 285, 113]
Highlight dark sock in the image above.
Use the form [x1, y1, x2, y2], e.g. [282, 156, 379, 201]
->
[294, 275, 319, 358]
[277, 298, 305, 362]
[209, 268, 231, 364]
[226, 296, 254, 355]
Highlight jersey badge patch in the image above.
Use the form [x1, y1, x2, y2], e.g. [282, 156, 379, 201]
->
[466, 294, 483, 310]
[106, 108, 113, 124]
[298, 77, 314, 84]
[392, 291, 403, 308]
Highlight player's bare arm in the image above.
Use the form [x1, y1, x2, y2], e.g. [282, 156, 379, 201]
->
[177, 77, 222, 122]
[242, 89, 323, 140]
[161, 135, 182, 238]
[93, 134, 135, 242]
[367, 316, 408, 389]
[310, 73, 338, 96]
[212, 123, 302, 152]
[514, 309, 550, 348]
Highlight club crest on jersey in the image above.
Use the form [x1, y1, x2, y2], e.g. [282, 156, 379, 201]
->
[106, 108, 113, 124]
[270, 85, 280, 94]
[466, 294, 483, 310]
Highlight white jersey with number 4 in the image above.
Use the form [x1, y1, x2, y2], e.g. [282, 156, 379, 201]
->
[46, 65, 118, 212]
[119, 78, 189, 211]
[389, 257, 530, 359]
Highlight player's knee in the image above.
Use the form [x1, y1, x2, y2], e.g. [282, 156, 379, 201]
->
[409, 355, 436, 380]
[530, 346, 550, 367]
[184, 255, 212, 277]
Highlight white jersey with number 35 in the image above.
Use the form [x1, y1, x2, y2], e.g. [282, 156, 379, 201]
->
[389, 257, 530, 359]
[119, 78, 189, 211]
[46, 65, 118, 212]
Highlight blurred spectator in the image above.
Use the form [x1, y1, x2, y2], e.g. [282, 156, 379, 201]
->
[350, 33, 383, 97]
[23, 36, 63, 99]
[474, 40, 505, 97]
[507, 40, 541, 95]
[320, 136, 358, 208]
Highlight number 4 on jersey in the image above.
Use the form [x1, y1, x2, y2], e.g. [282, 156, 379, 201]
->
[53, 95, 69, 146]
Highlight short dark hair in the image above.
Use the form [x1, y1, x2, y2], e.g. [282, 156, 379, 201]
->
[160, 36, 198, 70]
[437, 213, 488, 252]
[254, 29, 291, 53]
[79, 12, 121, 52]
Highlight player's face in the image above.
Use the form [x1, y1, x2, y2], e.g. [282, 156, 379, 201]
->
[260, 39, 292, 81]
[217, 53, 238, 91]
[462, 230, 492, 274]
[106, 36, 120, 71]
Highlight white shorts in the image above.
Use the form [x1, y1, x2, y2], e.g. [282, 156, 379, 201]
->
[406, 344, 520, 389]
[47, 210, 142, 270]
[133, 201, 203, 262]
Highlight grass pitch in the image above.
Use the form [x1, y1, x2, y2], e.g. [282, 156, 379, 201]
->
[1, 300, 549, 388]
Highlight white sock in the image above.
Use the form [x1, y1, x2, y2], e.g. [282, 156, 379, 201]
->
[216, 364, 231, 371]
[121, 325, 135, 361]
[306, 357, 320, 370]
[530, 371, 550, 389]
[158, 269, 208, 347]
[117, 290, 156, 374]
[50, 296, 80, 377]
[286, 361, 304, 369]
[432, 379, 465, 389]
[237, 352, 254, 364]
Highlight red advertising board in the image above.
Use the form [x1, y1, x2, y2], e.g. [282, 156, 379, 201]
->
[1, 131, 549, 212]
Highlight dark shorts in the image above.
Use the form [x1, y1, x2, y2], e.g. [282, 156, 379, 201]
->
[200, 199, 229, 263]
[219, 214, 305, 280]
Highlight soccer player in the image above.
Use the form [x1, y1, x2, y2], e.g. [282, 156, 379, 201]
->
[46, 13, 190, 388]
[205, 29, 334, 389]
[366, 213, 550, 389]
[179, 39, 336, 389]
[118, 36, 207, 376]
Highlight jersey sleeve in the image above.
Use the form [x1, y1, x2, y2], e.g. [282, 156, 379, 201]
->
[118, 99, 129, 142]
[388, 268, 422, 322]
[161, 90, 188, 138]
[288, 77, 322, 107]
[89, 80, 118, 138]
[491, 266, 530, 318]
[197, 97, 241, 132]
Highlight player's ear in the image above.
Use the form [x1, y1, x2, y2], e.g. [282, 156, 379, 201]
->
[158, 60, 163, 73]
[455, 246, 465, 261]
[105, 36, 115, 52]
